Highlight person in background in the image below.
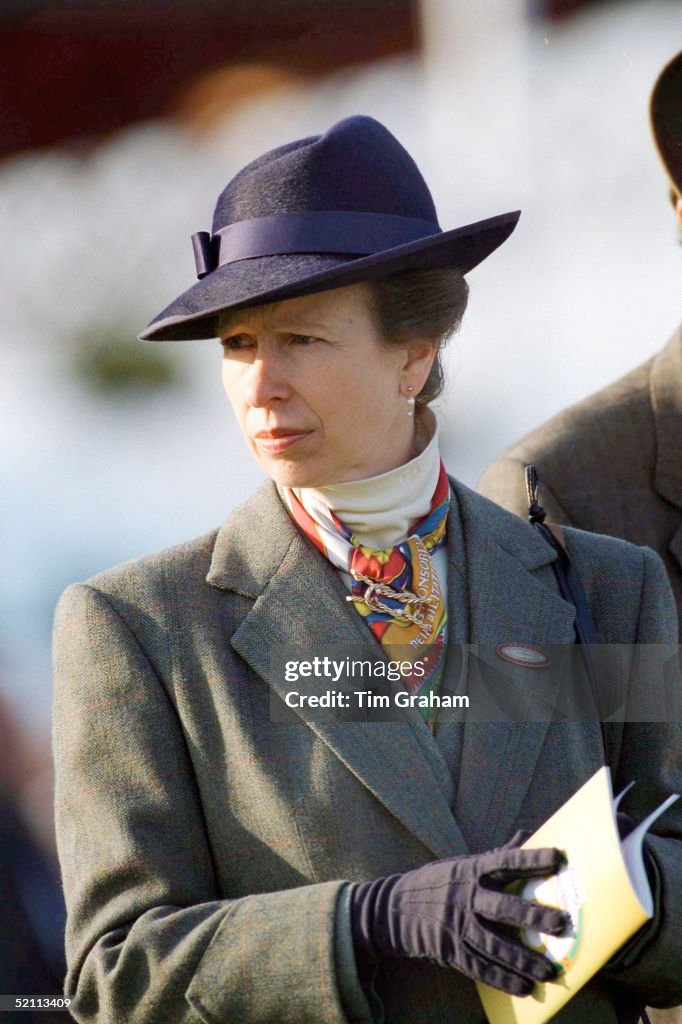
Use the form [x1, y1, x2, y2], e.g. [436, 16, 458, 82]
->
[53, 115, 681, 1024]
[0, 693, 68, 1023]
[477, 51, 682, 632]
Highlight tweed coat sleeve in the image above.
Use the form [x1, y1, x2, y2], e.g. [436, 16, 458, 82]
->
[595, 546, 682, 1009]
[52, 580, 373, 1024]
[556, 530, 682, 1009]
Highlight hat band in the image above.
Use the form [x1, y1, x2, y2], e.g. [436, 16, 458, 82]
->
[191, 211, 441, 279]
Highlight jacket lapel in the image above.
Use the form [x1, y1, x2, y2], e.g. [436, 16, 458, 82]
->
[450, 482, 578, 851]
[207, 477, 583, 858]
[207, 480, 468, 859]
[651, 327, 682, 569]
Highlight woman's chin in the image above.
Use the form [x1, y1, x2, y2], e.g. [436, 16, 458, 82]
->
[257, 456, 331, 490]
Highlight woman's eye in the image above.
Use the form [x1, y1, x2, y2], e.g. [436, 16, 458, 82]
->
[221, 335, 251, 351]
[291, 334, 317, 346]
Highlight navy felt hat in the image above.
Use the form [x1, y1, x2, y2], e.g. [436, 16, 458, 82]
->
[650, 50, 682, 196]
[139, 116, 521, 342]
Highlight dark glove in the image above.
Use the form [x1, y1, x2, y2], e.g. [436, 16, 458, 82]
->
[349, 844, 569, 997]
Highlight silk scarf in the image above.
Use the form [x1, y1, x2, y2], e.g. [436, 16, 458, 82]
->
[280, 462, 450, 718]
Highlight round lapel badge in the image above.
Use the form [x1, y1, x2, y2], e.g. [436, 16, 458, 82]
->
[495, 644, 551, 668]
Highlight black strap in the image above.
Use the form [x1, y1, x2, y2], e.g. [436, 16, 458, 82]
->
[535, 523, 600, 646]
[526, 468, 657, 1024]
[524, 466, 608, 762]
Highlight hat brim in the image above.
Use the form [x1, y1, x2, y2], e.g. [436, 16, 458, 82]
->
[139, 211, 520, 342]
[650, 51, 682, 195]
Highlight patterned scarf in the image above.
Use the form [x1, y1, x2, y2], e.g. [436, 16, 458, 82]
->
[280, 462, 450, 718]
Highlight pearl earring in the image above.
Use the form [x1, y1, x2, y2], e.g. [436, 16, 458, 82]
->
[406, 385, 415, 418]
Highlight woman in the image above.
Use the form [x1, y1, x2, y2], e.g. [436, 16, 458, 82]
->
[53, 116, 681, 1024]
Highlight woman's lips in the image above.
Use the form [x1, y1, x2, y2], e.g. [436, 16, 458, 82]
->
[254, 431, 311, 454]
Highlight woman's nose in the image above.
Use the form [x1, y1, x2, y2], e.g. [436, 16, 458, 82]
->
[243, 352, 290, 408]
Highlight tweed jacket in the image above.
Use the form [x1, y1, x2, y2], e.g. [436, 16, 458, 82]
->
[477, 328, 682, 635]
[52, 477, 682, 1024]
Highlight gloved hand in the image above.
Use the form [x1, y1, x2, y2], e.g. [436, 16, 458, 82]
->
[349, 843, 569, 996]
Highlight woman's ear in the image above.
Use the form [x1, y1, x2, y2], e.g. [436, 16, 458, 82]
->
[401, 338, 439, 394]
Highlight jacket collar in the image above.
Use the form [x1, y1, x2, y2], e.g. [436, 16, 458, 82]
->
[651, 325, 682, 510]
[207, 477, 576, 856]
[206, 475, 559, 594]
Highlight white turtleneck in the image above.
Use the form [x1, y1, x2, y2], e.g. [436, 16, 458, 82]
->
[298, 410, 449, 603]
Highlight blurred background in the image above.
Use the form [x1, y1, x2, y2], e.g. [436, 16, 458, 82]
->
[0, 0, 680, 1007]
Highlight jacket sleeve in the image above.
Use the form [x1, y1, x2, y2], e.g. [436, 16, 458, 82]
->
[601, 548, 682, 1009]
[477, 455, 573, 525]
[53, 582, 374, 1024]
